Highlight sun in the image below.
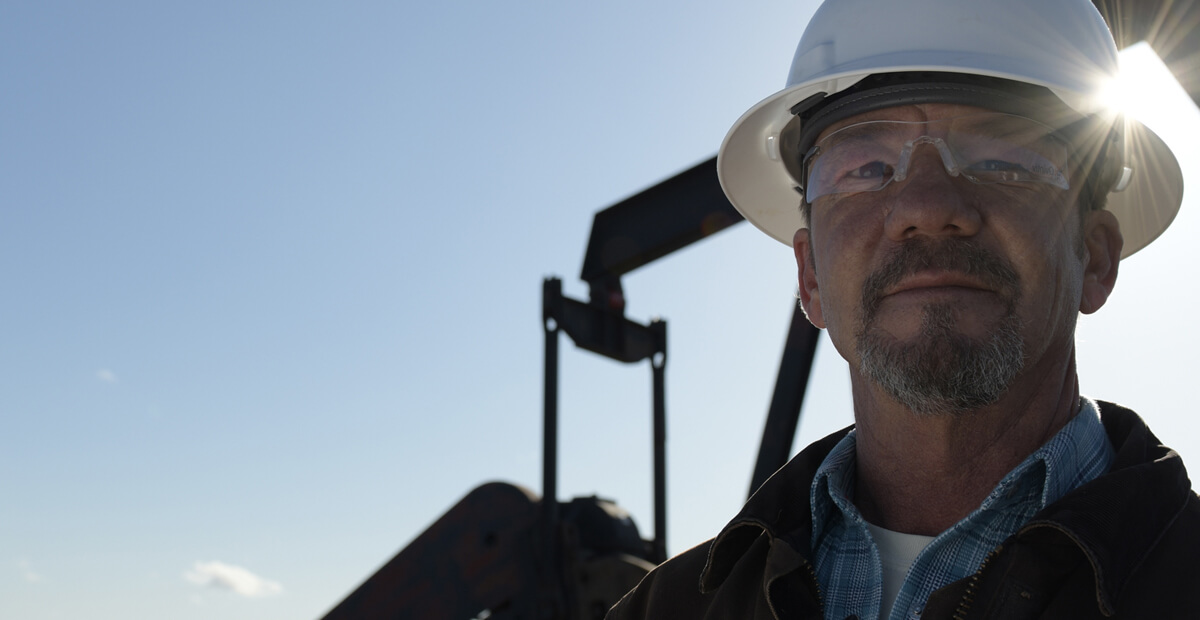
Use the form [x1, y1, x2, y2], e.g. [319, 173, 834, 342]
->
[1099, 42, 1198, 138]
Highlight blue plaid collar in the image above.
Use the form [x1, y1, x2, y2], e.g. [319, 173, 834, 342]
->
[809, 397, 1115, 620]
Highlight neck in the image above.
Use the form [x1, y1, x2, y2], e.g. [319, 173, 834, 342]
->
[848, 348, 1081, 536]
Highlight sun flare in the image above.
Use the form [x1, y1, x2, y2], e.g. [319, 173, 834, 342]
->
[1100, 42, 1198, 138]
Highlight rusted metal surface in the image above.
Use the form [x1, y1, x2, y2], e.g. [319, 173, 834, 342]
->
[321, 482, 543, 619]
[320, 484, 654, 619]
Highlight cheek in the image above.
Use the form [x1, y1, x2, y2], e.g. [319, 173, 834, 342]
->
[809, 217, 878, 347]
[988, 187, 1081, 285]
[1010, 228, 1087, 328]
[813, 268, 860, 361]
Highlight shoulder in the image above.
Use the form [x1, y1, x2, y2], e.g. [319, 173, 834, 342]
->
[1113, 492, 1200, 614]
[605, 540, 716, 619]
[606, 426, 852, 619]
[1087, 401, 1200, 612]
[1144, 490, 1200, 564]
[606, 531, 785, 620]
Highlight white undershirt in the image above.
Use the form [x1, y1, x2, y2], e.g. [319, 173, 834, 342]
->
[864, 522, 936, 619]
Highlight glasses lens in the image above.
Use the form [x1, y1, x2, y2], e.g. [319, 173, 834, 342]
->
[804, 113, 1070, 203]
[947, 115, 1069, 189]
[806, 121, 907, 202]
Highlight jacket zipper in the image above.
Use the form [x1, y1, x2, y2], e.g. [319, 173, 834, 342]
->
[951, 522, 1114, 618]
[803, 558, 825, 610]
[770, 559, 825, 620]
[951, 544, 1003, 620]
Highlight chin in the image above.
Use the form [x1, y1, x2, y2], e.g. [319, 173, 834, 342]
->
[856, 305, 1026, 416]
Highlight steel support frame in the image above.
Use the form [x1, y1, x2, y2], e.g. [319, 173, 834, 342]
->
[542, 278, 669, 570]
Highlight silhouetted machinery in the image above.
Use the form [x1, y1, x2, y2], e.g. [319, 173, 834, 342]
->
[320, 3, 1199, 617]
[322, 156, 808, 620]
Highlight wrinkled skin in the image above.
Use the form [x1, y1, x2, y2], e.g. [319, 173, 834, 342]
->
[792, 102, 1124, 534]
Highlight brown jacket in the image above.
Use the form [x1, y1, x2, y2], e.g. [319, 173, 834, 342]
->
[607, 402, 1200, 619]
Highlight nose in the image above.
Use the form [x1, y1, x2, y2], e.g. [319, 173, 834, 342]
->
[883, 143, 982, 242]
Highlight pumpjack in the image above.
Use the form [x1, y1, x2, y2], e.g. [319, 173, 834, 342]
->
[320, 2, 1200, 617]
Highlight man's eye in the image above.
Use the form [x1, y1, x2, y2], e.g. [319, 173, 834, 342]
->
[846, 161, 893, 179]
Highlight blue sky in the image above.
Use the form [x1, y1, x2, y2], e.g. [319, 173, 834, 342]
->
[3, 3, 1198, 619]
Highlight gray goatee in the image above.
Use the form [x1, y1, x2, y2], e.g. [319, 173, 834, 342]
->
[855, 239, 1025, 416]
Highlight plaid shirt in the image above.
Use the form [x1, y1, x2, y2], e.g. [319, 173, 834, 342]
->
[810, 398, 1115, 620]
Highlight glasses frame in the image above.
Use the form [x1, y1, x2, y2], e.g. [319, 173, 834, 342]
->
[799, 112, 1075, 204]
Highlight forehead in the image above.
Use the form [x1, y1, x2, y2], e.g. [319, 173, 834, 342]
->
[815, 103, 998, 142]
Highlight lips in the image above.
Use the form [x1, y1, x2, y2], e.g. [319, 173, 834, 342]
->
[883, 271, 995, 298]
[860, 239, 1021, 321]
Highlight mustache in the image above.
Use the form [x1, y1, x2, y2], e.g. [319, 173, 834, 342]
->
[860, 238, 1021, 319]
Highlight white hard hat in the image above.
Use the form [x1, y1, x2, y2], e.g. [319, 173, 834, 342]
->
[717, 0, 1184, 258]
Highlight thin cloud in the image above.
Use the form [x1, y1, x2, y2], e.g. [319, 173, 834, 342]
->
[18, 559, 42, 583]
[184, 561, 282, 598]
[96, 369, 118, 383]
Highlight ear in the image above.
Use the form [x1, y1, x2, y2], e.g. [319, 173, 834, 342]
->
[793, 228, 826, 328]
[1079, 209, 1123, 315]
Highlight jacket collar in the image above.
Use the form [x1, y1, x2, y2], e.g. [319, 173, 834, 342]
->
[1024, 401, 1194, 614]
[700, 426, 852, 593]
[698, 401, 1194, 612]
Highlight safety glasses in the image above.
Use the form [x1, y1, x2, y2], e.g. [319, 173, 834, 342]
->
[802, 113, 1071, 203]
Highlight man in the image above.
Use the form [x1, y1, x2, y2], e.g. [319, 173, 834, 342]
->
[608, 0, 1199, 618]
